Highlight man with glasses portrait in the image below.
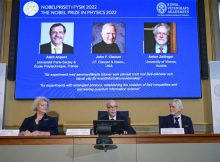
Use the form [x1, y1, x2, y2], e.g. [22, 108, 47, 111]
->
[144, 23, 171, 54]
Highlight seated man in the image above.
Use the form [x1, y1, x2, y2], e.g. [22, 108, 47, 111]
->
[99, 100, 136, 134]
[159, 99, 194, 134]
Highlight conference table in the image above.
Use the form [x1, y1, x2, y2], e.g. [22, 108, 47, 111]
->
[0, 134, 220, 162]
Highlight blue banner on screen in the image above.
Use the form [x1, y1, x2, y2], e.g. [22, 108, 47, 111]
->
[15, 0, 201, 99]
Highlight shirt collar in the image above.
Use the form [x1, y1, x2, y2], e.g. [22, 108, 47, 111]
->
[109, 116, 116, 120]
[173, 114, 181, 118]
[51, 43, 63, 54]
[155, 44, 168, 53]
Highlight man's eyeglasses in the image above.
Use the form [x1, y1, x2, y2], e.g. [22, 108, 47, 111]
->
[107, 106, 118, 109]
[156, 32, 168, 37]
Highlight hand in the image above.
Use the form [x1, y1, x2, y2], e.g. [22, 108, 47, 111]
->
[20, 130, 32, 136]
[31, 130, 41, 136]
[31, 130, 50, 136]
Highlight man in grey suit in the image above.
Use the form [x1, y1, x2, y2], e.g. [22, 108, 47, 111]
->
[159, 99, 194, 134]
[40, 23, 73, 54]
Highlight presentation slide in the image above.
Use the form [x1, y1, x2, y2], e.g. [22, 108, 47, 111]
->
[15, 0, 201, 99]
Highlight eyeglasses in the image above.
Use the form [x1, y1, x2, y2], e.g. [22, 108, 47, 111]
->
[156, 32, 168, 37]
[107, 106, 118, 109]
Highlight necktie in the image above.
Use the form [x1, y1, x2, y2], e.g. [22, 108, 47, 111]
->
[159, 47, 163, 53]
[111, 118, 114, 120]
[174, 117, 180, 128]
[54, 47, 60, 54]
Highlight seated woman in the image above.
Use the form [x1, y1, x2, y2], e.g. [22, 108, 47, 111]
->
[19, 96, 58, 136]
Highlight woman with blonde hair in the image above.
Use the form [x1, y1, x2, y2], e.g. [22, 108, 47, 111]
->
[19, 96, 58, 136]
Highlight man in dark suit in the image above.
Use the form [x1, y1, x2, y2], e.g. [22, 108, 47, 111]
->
[99, 100, 136, 134]
[159, 99, 194, 134]
[144, 23, 170, 54]
[40, 23, 73, 54]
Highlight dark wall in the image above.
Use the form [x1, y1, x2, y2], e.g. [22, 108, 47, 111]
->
[198, 0, 209, 80]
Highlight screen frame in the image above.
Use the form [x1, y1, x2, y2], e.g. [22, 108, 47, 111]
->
[13, 0, 204, 99]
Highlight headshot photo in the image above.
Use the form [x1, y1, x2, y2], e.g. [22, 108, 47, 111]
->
[40, 22, 74, 54]
[92, 22, 125, 54]
[144, 22, 177, 54]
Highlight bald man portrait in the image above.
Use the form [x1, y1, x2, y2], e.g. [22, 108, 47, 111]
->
[92, 23, 122, 53]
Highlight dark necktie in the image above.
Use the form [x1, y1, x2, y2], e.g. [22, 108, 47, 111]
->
[174, 117, 180, 128]
[111, 118, 114, 120]
[159, 47, 163, 53]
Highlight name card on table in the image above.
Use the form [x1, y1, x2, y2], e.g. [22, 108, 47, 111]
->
[161, 128, 185, 134]
[0, 129, 19, 136]
[66, 129, 91, 135]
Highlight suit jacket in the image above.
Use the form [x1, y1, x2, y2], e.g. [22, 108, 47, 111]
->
[144, 42, 170, 53]
[160, 114, 194, 134]
[40, 42, 74, 54]
[99, 112, 136, 134]
[19, 113, 58, 135]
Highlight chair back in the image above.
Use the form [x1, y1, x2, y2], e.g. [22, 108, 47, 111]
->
[98, 111, 129, 120]
[158, 116, 166, 133]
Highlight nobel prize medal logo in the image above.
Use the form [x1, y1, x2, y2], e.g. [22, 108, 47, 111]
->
[214, 84, 220, 98]
[23, 1, 39, 16]
[156, 2, 167, 14]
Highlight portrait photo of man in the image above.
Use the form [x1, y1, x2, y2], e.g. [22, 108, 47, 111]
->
[144, 22, 177, 54]
[92, 22, 125, 54]
[40, 23, 74, 54]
